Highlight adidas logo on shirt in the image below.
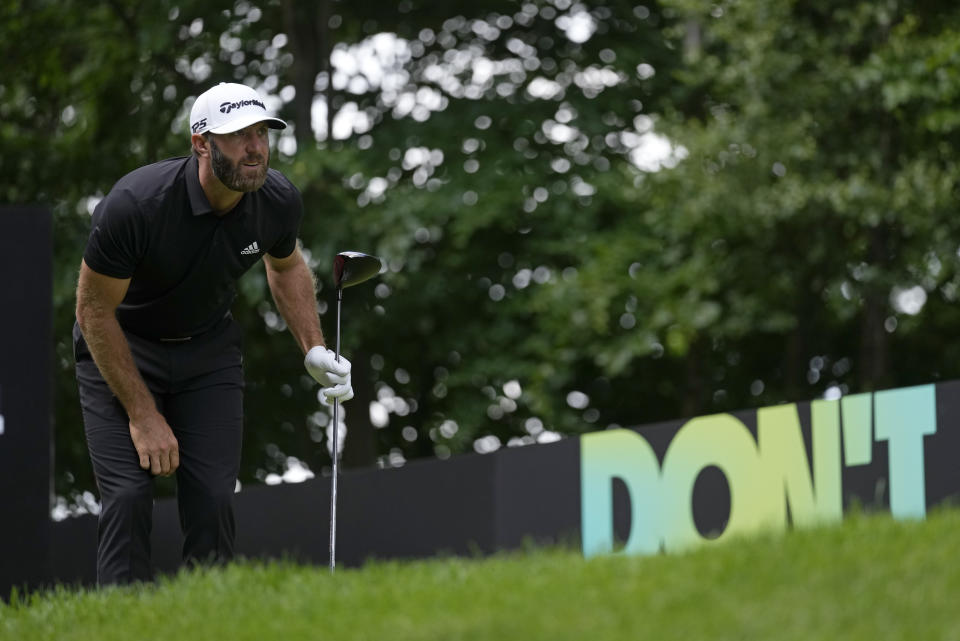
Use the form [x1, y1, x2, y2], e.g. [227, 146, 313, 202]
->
[240, 241, 260, 256]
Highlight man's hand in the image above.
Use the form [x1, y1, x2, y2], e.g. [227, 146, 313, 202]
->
[78, 260, 180, 475]
[129, 412, 180, 476]
[304, 346, 354, 402]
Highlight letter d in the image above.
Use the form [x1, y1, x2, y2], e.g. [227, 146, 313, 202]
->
[581, 429, 660, 558]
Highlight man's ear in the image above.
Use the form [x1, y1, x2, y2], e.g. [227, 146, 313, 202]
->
[191, 133, 209, 158]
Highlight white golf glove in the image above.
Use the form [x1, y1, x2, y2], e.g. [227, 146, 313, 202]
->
[304, 346, 354, 402]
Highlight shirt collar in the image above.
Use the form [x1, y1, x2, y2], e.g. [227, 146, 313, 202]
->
[185, 155, 213, 217]
[185, 154, 254, 217]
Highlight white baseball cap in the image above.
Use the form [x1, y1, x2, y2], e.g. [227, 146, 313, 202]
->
[189, 82, 287, 136]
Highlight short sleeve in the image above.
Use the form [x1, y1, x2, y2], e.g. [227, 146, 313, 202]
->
[267, 180, 304, 260]
[83, 188, 147, 278]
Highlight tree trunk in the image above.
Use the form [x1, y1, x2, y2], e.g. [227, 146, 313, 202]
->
[282, 0, 325, 148]
[859, 227, 890, 390]
[681, 338, 704, 417]
[783, 272, 814, 401]
[859, 292, 889, 390]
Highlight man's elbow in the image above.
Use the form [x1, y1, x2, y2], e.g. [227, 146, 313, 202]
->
[75, 295, 110, 335]
[75, 298, 95, 333]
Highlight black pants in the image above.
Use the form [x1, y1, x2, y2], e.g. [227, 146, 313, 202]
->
[73, 315, 244, 585]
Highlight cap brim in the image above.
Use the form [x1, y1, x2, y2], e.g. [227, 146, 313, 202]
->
[208, 114, 287, 134]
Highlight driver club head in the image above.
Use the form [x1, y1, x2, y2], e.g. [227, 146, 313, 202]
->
[333, 251, 383, 289]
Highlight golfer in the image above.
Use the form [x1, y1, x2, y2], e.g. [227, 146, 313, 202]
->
[73, 82, 348, 585]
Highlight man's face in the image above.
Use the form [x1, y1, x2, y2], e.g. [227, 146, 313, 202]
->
[208, 122, 271, 192]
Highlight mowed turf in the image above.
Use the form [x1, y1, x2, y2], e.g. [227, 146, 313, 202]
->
[3, 507, 959, 641]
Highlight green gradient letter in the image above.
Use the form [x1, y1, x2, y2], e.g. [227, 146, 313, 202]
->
[660, 414, 779, 551]
[581, 429, 661, 558]
[757, 401, 842, 527]
[874, 385, 937, 519]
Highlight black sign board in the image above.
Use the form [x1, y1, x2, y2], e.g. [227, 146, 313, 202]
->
[0, 207, 53, 597]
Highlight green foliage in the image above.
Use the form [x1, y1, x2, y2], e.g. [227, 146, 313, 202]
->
[4, 0, 960, 502]
[4, 508, 960, 640]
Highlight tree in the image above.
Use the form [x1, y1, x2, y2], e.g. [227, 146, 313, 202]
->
[527, 0, 960, 424]
[4, 0, 960, 508]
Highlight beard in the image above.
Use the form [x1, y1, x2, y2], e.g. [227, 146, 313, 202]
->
[209, 138, 269, 192]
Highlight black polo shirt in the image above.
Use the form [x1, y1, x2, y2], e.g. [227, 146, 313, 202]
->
[83, 155, 303, 340]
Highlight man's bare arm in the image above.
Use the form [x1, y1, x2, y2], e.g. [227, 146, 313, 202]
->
[263, 246, 326, 355]
[75, 259, 179, 476]
[264, 248, 354, 401]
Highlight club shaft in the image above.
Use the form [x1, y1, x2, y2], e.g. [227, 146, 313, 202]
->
[329, 288, 343, 572]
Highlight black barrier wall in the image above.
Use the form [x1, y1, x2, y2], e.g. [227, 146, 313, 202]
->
[45, 380, 959, 586]
[49, 438, 583, 586]
[0, 207, 53, 596]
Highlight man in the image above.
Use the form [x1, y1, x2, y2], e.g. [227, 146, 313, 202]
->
[74, 82, 349, 585]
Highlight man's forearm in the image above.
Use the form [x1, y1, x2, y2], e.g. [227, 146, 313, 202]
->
[78, 311, 158, 422]
[266, 257, 326, 354]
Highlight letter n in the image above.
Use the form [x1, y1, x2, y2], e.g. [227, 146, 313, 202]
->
[757, 402, 842, 528]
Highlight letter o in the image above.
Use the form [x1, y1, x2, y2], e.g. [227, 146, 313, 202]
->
[660, 414, 778, 551]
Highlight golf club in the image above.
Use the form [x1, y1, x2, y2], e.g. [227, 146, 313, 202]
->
[329, 250, 382, 571]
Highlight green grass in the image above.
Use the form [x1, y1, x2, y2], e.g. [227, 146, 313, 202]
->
[3, 508, 960, 641]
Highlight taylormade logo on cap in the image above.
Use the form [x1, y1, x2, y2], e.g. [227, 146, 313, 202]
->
[190, 82, 287, 135]
[219, 99, 266, 114]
